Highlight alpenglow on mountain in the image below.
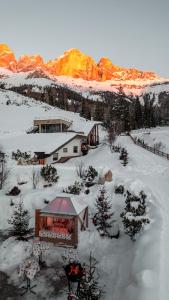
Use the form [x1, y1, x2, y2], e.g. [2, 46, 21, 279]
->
[0, 44, 157, 81]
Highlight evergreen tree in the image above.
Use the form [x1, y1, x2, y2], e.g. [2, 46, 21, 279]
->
[8, 198, 30, 240]
[143, 94, 151, 128]
[78, 253, 102, 300]
[119, 147, 125, 160]
[94, 101, 104, 121]
[84, 166, 98, 187]
[134, 97, 143, 129]
[122, 150, 128, 166]
[120, 191, 149, 241]
[119, 147, 128, 166]
[93, 186, 113, 237]
[80, 100, 91, 120]
[41, 165, 59, 183]
[63, 181, 83, 195]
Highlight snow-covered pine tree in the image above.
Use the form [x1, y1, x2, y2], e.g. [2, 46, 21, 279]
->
[119, 148, 128, 166]
[134, 97, 143, 129]
[93, 186, 113, 237]
[8, 198, 30, 240]
[122, 150, 128, 166]
[63, 181, 83, 195]
[84, 166, 98, 187]
[41, 165, 59, 183]
[78, 253, 102, 300]
[119, 148, 125, 160]
[120, 190, 150, 241]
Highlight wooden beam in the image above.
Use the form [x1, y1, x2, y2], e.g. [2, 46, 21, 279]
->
[35, 209, 41, 237]
[96, 125, 99, 144]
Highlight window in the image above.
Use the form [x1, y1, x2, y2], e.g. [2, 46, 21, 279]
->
[63, 148, 68, 153]
[53, 153, 58, 161]
[73, 146, 78, 153]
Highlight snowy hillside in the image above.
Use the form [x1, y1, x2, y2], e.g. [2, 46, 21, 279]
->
[0, 88, 169, 299]
[0, 89, 97, 138]
[132, 127, 169, 153]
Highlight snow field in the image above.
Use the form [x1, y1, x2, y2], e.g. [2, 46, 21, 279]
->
[0, 90, 169, 299]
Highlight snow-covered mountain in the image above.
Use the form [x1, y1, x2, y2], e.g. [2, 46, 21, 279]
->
[1, 44, 169, 128]
[1, 55, 169, 300]
[0, 44, 157, 81]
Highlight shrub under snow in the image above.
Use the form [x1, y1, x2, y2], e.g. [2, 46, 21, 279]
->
[41, 165, 59, 184]
[121, 190, 150, 241]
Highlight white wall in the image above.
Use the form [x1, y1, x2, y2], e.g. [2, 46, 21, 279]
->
[45, 136, 82, 164]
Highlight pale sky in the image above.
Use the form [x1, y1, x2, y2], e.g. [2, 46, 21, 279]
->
[0, 0, 169, 76]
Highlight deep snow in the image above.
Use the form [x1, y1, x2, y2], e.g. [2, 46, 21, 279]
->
[0, 90, 169, 300]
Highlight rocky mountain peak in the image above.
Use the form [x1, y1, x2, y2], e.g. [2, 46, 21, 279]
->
[0, 44, 158, 81]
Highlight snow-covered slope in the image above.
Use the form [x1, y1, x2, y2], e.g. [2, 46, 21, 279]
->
[0, 86, 169, 300]
[0, 89, 98, 137]
[132, 127, 169, 153]
[0, 129, 169, 300]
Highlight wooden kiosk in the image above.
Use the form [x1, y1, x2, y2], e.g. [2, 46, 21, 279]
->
[35, 196, 88, 248]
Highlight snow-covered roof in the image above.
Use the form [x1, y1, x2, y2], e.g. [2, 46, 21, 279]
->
[41, 196, 87, 216]
[0, 132, 81, 154]
[34, 112, 101, 136]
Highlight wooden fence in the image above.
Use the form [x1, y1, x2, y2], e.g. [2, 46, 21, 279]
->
[128, 133, 169, 161]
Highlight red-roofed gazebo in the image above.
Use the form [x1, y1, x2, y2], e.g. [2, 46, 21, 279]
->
[35, 196, 88, 248]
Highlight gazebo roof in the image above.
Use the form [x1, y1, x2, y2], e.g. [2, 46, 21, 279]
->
[41, 196, 87, 216]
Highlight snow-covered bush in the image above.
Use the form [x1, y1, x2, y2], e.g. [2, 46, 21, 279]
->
[41, 165, 59, 184]
[8, 198, 30, 240]
[84, 166, 98, 187]
[63, 181, 83, 195]
[120, 190, 150, 241]
[93, 186, 114, 238]
[6, 186, 21, 196]
[153, 141, 164, 151]
[77, 164, 98, 187]
[12, 149, 31, 161]
[111, 144, 121, 153]
[114, 185, 125, 194]
[119, 148, 128, 166]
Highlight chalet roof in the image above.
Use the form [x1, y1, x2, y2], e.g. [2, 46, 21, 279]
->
[0, 132, 82, 155]
[41, 196, 87, 216]
[34, 112, 101, 136]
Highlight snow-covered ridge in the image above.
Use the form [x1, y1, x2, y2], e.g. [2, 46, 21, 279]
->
[1, 68, 169, 100]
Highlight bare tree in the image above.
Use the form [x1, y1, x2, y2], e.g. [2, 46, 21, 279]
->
[32, 168, 40, 189]
[76, 161, 86, 179]
[0, 150, 8, 190]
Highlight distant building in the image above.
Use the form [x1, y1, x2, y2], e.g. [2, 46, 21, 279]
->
[32, 115, 101, 146]
[1, 112, 102, 164]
